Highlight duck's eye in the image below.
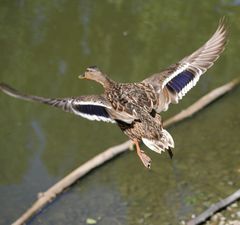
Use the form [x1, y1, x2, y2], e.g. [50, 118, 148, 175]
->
[89, 65, 98, 69]
[87, 66, 99, 72]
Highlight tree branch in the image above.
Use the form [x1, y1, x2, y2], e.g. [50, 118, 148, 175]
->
[11, 78, 240, 225]
[187, 189, 240, 225]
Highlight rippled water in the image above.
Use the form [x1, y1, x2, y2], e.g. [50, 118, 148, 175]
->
[0, 1, 240, 225]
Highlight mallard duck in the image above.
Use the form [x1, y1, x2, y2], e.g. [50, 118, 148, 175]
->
[0, 20, 227, 168]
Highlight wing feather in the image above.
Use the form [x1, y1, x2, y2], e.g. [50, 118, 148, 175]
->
[71, 97, 116, 123]
[143, 18, 228, 112]
[0, 83, 116, 123]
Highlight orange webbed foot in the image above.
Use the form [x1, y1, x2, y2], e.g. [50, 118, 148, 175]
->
[133, 139, 151, 169]
[138, 150, 151, 169]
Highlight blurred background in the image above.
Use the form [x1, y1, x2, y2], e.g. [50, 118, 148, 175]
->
[0, 1, 240, 224]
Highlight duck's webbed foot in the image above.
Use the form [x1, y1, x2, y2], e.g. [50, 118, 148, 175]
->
[133, 139, 151, 169]
[138, 150, 151, 169]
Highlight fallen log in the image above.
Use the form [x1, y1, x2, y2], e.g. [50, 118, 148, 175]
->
[187, 189, 240, 225]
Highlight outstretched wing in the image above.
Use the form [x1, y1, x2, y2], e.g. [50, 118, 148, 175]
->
[70, 96, 115, 123]
[0, 83, 116, 123]
[143, 19, 227, 112]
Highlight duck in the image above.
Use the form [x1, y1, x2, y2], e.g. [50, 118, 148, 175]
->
[0, 19, 227, 168]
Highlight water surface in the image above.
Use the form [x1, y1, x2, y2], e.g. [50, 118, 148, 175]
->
[0, 1, 240, 224]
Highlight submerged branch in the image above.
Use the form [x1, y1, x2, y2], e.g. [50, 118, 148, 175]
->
[187, 189, 240, 225]
[164, 78, 240, 127]
[11, 78, 239, 225]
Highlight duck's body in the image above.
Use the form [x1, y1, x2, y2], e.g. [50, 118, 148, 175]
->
[117, 113, 174, 167]
[0, 19, 227, 168]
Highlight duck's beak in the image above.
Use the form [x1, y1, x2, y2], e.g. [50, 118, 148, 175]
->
[78, 74, 85, 79]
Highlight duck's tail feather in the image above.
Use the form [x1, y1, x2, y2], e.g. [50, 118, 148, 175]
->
[167, 148, 173, 159]
[142, 129, 174, 154]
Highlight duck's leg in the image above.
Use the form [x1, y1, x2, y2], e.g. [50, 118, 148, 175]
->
[133, 139, 151, 169]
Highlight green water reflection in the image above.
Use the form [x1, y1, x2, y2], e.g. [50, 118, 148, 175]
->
[0, 1, 240, 224]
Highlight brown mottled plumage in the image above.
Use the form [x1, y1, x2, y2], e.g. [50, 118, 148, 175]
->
[0, 19, 227, 168]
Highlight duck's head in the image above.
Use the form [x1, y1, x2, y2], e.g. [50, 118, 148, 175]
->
[79, 66, 111, 87]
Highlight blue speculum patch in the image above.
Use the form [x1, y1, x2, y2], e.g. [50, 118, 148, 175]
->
[166, 70, 194, 93]
[74, 104, 110, 118]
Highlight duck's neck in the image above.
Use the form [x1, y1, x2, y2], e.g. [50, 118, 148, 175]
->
[98, 74, 115, 89]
